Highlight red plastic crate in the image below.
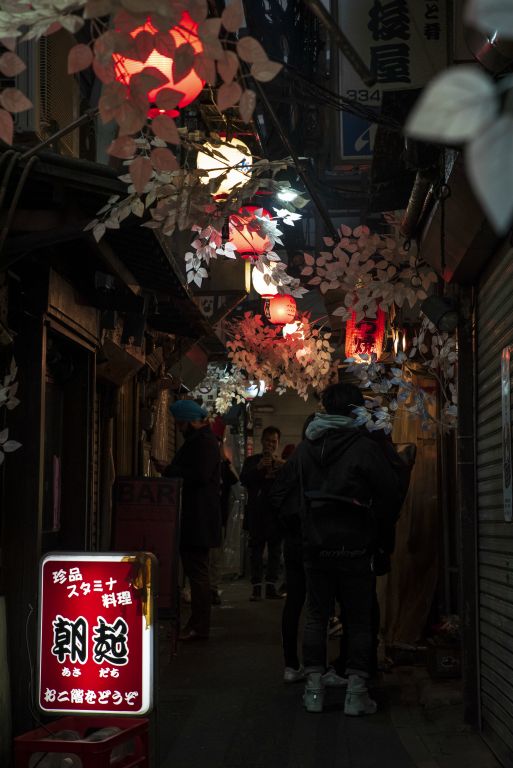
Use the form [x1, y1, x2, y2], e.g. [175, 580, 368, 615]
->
[14, 716, 149, 768]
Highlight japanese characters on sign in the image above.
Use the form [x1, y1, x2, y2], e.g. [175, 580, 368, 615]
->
[336, 0, 447, 158]
[345, 308, 386, 362]
[38, 553, 155, 715]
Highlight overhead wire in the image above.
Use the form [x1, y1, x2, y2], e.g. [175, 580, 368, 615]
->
[282, 64, 403, 131]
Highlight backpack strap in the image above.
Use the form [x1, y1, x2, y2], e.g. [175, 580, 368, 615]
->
[304, 490, 371, 509]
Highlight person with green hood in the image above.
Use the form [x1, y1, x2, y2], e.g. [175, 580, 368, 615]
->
[270, 382, 401, 716]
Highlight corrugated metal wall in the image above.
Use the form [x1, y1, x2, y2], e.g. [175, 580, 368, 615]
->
[477, 243, 513, 768]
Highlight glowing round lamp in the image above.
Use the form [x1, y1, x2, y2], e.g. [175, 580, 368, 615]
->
[245, 380, 266, 399]
[113, 13, 204, 116]
[345, 307, 386, 361]
[251, 263, 278, 298]
[228, 206, 272, 258]
[265, 294, 297, 325]
[197, 137, 253, 196]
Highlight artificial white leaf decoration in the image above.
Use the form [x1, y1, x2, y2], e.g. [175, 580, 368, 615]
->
[3, 439, 21, 452]
[405, 65, 498, 144]
[466, 114, 513, 233]
[226, 313, 335, 399]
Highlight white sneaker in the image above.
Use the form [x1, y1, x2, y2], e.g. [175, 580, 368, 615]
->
[283, 666, 305, 683]
[322, 666, 348, 687]
[344, 674, 377, 716]
[303, 673, 325, 713]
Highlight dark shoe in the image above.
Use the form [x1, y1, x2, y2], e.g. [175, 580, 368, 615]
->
[179, 629, 209, 641]
[211, 589, 222, 606]
[265, 583, 284, 599]
[284, 666, 305, 683]
[249, 584, 262, 601]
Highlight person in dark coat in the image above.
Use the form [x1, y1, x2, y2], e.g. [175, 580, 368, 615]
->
[240, 426, 285, 601]
[270, 383, 402, 715]
[272, 413, 347, 687]
[271, 417, 313, 683]
[332, 430, 416, 679]
[210, 434, 239, 606]
[156, 400, 222, 641]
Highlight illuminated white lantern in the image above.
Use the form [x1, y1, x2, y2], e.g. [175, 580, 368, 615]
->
[245, 380, 267, 399]
[251, 263, 279, 298]
[196, 137, 253, 196]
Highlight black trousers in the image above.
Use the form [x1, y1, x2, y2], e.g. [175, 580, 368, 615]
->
[303, 560, 375, 677]
[333, 589, 380, 678]
[248, 535, 282, 585]
[281, 538, 306, 669]
[181, 547, 211, 637]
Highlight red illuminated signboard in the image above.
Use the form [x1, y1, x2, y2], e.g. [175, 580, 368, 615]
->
[38, 553, 155, 716]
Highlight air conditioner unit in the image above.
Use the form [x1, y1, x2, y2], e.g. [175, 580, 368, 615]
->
[11, 32, 80, 157]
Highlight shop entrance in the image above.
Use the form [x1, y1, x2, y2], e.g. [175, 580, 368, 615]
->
[42, 330, 93, 553]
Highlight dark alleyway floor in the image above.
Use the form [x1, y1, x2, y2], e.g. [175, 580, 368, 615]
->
[156, 580, 499, 768]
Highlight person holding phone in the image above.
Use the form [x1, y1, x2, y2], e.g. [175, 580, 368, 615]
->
[240, 426, 285, 601]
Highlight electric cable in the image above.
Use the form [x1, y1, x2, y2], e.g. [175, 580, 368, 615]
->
[283, 66, 402, 130]
[0, 151, 20, 212]
[0, 156, 39, 266]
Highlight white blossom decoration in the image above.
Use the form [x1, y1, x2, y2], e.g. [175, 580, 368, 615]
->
[226, 312, 335, 400]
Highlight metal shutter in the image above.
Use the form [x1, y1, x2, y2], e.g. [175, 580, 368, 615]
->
[477, 243, 513, 767]
[38, 32, 80, 156]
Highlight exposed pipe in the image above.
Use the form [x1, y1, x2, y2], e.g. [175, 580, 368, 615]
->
[0, 149, 17, 179]
[0, 156, 39, 265]
[20, 107, 99, 161]
[400, 170, 435, 239]
[302, 0, 376, 87]
[0, 151, 21, 212]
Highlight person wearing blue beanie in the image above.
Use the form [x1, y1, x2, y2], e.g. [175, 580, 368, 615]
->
[169, 400, 208, 423]
[153, 399, 221, 641]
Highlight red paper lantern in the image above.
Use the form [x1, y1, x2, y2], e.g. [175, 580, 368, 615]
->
[345, 308, 386, 361]
[113, 13, 204, 116]
[265, 294, 297, 325]
[228, 206, 272, 258]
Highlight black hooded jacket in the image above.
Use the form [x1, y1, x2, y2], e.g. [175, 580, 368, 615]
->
[163, 425, 222, 549]
[270, 423, 402, 565]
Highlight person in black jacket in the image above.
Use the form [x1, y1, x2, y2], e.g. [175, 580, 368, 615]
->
[210, 437, 239, 606]
[270, 383, 401, 715]
[155, 400, 222, 641]
[331, 430, 416, 679]
[240, 426, 285, 601]
[273, 415, 316, 684]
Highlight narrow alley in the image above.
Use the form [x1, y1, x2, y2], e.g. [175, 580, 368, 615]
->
[3, 2, 513, 768]
[157, 581, 498, 768]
